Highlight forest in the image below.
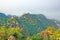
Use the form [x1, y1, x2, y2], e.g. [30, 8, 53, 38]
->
[0, 26, 60, 40]
[0, 13, 60, 40]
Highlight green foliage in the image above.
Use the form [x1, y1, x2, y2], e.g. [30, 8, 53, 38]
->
[0, 26, 7, 40]
[31, 34, 43, 40]
[0, 24, 60, 40]
[0, 13, 60, 40]
[0, 26, 23, 40]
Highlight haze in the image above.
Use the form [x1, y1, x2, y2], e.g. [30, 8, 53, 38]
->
[0, 0, 60, 20]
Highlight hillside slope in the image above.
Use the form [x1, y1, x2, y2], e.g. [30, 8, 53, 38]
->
[19, 13, 58, 36]
[0, 13, 58, 36]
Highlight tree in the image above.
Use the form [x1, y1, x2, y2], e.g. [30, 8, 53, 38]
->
[26, 36, 32, 40]
[54, 29, 60, 40]
[7, 27, 23, 40]
[0, 26, 7, 40]
[39, 26, 55, 40]
[31, 34, 43, 40]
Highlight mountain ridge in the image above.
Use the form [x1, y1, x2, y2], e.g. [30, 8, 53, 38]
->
[0, 13, 11, 18]
[0, 13, 59, 36]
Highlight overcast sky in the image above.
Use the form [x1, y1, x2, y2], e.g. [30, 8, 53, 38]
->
[0, 0, 60, 20]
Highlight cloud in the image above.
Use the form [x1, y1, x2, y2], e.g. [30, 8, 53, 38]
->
[0, 0, 60, 20]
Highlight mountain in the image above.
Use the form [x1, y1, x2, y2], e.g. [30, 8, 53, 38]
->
[52, 20, 60, 27]
[19, 13, 58, 36]
[0, 13, 11, 18]
[0, 13, 59, 36]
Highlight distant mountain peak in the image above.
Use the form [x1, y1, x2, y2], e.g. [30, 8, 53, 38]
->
[0, 13, 6, 16]
[0, 13, 11, 18]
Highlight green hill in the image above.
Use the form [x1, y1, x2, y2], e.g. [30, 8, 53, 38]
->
[19, 13, 58, 36]
[0, 13, 59, 36]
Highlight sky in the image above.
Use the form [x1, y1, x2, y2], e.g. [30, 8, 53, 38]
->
[0, 0, 60, 20]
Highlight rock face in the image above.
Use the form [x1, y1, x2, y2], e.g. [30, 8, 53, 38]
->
[8, 35, 16, 40]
